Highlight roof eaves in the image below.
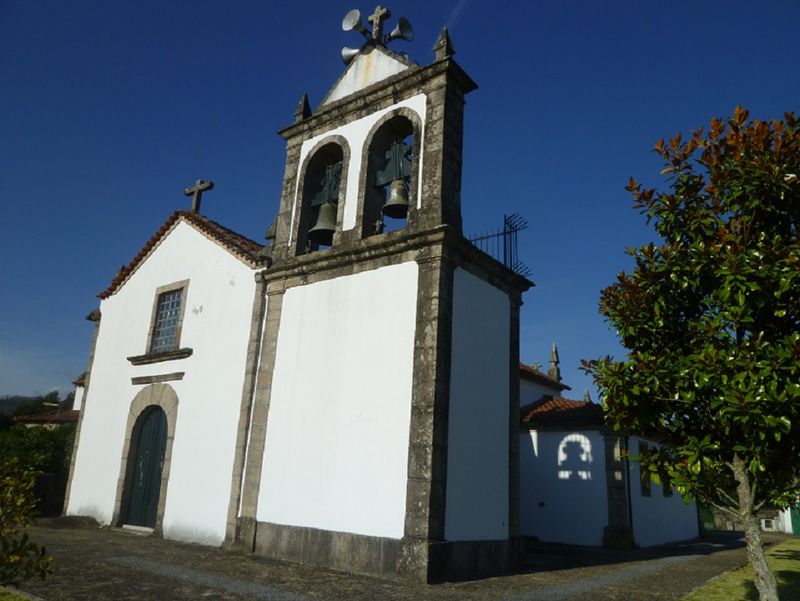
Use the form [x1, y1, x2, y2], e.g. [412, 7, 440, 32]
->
[97, 211, 264, 299]
[518, 363, 571, 391]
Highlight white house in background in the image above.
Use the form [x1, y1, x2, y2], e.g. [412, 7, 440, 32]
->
[71, 373, 86, 412]
[776, 507, 800, 534]
[517, 349, 700, 548]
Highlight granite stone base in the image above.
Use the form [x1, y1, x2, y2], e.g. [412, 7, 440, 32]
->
[602, 525, 636, 549]
[244, 520, 521, 583]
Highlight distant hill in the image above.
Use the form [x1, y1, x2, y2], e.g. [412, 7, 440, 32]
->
[0, 396, 31, 416]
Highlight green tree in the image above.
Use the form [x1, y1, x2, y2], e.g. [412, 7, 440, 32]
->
[586, 108, 800, 601]
[0, 423, 73, 587]
[0, 457, 51, 587]
[12, 391, 61, 419]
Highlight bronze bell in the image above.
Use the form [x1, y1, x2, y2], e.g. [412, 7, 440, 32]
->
[382, 179, 409, 219]
[308, 202, 337, 246]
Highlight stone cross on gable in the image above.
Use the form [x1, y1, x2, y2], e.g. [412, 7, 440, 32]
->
[184, 179, 214, 212]
[368, 5, 390, 41]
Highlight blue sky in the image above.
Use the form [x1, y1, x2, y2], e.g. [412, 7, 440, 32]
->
[1, 1, 798, 398]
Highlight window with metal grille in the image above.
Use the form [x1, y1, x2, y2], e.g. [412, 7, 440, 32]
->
[149, 289, 183, 353]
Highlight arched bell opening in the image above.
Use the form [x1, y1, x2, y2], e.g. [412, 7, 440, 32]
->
[362, 115, 416, 238]
[296, 142, 345, 255]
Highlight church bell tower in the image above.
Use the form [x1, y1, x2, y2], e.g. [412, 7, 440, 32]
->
[230, 6, 532, 582]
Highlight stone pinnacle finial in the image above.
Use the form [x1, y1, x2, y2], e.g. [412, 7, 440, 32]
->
[295, 93, 312, 123]
[548, 342, 561, 383]
[264, 216, 277, 243]
[583, 389, 592, 403]
[433, 28, 455, 60]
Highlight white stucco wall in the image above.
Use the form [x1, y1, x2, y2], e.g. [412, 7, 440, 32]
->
[520, 429, 609, 546]
[777, 507, 796, 534]
[445, 268, 510, 541]
[520, 378, 565, 406]
[73, 384, 85, 412]
[66, 219, 258, 545]
[629, 437, 699, 546]
[324, 49, 409, 105]
[288, 93, 427, 242]
[257, 262, 418, 539]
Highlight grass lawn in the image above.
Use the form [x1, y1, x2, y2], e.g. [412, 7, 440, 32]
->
[684, 537, 800, 600]
[0, 589, 31, 601]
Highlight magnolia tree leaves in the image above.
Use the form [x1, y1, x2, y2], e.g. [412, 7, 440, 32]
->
[586, 108, 800, 512]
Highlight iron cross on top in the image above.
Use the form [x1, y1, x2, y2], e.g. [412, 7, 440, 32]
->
[184, 179, 214, 212]
[368, 5, 390, 40]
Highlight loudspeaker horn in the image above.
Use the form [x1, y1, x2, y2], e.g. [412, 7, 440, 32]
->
[386, 17, 413, 43]
[342, 9, 368, 36]
[341, 46, 360, 65]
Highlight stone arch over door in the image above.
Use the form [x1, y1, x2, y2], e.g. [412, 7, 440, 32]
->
[112, 383, 179, 533]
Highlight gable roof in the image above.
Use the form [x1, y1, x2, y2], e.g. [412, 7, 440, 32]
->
[521, 397, 603, 427]
[320, 43, 417, 107]
[98, 210, 264, 299]
[519, 363, 571, 391]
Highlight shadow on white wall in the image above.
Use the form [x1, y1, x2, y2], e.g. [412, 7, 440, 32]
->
[520, 429, 607, 545]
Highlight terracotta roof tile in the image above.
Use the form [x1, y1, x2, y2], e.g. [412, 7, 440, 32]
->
[521, 397, 603, 425]
[98, 211, 264, 299]
[13, 410, 80, 425]
[519, 363, 571, 391]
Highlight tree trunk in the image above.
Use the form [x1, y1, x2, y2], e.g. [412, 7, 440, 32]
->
[732, 455, 779, 601]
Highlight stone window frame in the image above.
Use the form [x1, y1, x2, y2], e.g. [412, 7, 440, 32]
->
[291, 135, 351, 256]
[355, 107, 423, 240]
[128, 280, 191, 365]
[112, 383, 179, 534]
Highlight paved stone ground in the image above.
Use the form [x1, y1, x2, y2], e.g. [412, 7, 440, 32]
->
[15, 519, 790, 601]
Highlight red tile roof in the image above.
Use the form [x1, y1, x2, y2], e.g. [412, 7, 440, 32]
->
[519, 363, 571, 391]
[98, 210, 264, 299]
[521, 397, 603, 426]
[13, 410, 80, 425]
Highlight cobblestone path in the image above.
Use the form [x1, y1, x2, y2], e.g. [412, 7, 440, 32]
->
[16, 521, 787, 601]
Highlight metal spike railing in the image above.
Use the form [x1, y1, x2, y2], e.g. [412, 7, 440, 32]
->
[468, 213, 532, 278]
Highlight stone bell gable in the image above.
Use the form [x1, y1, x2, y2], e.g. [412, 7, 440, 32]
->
[230, 8, 531, 584]
[266, 28, 474, 262]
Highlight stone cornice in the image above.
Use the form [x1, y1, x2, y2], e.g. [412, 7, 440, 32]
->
[127, 348, 193, 366]
[259, 226, 532, 297]
[278, 58, 477, 142]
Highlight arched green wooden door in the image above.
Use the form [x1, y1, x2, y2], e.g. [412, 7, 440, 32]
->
[124, 406, 168, 528]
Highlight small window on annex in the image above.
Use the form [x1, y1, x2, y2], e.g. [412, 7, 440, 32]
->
[296, 142, 344, 254]
[147, 281, 189, 355]
[363, 115, 416, 237]
[639, 442, 652, 497]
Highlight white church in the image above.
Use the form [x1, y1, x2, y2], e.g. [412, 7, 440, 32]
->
[64, 6, 698, 583]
